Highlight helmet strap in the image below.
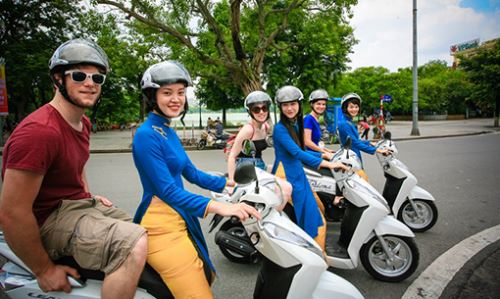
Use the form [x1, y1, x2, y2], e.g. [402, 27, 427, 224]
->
[51, 71, 88, 109]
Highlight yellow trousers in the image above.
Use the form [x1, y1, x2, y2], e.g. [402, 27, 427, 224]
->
[275, 163, 326, 252]
[141, 197, 213, 299]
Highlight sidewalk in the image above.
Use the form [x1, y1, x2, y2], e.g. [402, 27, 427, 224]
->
[88, 118, 498, 153]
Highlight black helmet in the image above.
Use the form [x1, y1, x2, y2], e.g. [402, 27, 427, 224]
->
[275, 86, 304, 104]
[49, 38, 109, 74]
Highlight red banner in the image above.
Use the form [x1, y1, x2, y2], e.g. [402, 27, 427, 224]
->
[0, 61, 8, 116]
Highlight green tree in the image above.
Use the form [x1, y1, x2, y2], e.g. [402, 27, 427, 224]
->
[79, 12, 158, 126]
[0, 0, 81, 120]
[96, 0, 358, 100]
[459, 40, 500, 127]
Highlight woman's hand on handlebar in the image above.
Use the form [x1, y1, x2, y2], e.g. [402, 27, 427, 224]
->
[327, 161, 350, 172]
[209, 201, 261, 221]
[322, 152, 334, 161]
[376, 148, 391, 156]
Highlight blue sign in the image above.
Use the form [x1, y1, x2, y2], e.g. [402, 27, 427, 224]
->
[382, 94, 393, 103]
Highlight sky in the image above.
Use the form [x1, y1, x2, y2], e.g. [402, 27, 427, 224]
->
[348, 0, 500, 72]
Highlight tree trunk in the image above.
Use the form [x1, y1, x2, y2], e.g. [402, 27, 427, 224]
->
[222, 108, 226, 126]
[241, 78, 262, 96]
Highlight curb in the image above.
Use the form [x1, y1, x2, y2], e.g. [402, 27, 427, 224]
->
[87, 131, 495, 154]
[402, 224, 500, 299]
[1, 130, 496, 156]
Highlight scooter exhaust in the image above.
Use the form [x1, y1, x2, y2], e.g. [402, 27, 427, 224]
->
[215, 230, 259, 262]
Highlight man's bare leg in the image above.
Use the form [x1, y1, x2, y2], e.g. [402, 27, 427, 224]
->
[102, 234, 148, 299]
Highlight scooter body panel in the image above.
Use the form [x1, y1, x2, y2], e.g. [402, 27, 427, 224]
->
[5, 280, 155, 299]
[372, 215, 415, 239]
[311, 271, 364, 299]
[329, 175, 389, 268]
[408, 185, 436, 201]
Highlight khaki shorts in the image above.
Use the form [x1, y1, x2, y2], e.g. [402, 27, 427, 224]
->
[40, 198, 146, 275]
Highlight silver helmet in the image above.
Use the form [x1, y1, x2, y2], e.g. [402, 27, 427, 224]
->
[341, 92, 362, 108]
[244, 91, 272, 110]
[275, 86, 304, 104]
[141, 61, 192, 90]
[49, 38, 109, 74]
[309, 89, 329, 103]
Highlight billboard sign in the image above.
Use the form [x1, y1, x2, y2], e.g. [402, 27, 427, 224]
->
[450, 38, 480, 55]
[0, 58, 8, 116]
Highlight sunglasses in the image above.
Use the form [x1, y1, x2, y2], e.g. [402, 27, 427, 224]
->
[65, 70, 106, 85]
[251, 106, 268, 114]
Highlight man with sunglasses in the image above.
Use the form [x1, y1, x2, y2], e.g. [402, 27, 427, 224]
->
[0, 38, 147, 298]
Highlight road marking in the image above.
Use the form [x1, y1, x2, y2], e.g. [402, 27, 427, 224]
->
[402, 224, 500, 299]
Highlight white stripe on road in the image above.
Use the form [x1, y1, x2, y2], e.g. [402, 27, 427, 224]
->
[402, 224, 500, 299]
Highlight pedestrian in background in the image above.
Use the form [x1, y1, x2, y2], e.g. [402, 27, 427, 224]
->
[359, 116, 370, 140]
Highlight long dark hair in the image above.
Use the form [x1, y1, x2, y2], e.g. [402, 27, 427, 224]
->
[279, 101, 305, 150]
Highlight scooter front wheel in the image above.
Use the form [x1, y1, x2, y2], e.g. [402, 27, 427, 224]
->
[197, 140, 206, 150]
[398, 199, 438, 232]
[360, 235, 419, 282]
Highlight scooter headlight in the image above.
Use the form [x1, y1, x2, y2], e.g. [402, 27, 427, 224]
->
[262, 222, 323, 258]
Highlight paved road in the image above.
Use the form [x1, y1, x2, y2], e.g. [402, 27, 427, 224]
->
[81, 132, 500, 298]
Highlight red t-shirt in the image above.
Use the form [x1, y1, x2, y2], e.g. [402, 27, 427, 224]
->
[2, 104, 92, 226]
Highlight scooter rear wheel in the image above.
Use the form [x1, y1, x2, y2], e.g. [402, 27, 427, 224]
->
[360, 235, 419, 282]
[197, 140, 206, 150]
[218, 221, 261, 264]
[398, 199, 438, 232]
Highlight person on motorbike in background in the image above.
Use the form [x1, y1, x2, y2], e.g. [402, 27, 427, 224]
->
[337, 93, 389, 181]
[132, 60, 261, 299]
[304, 89, 334, 154]
[0, 38, 148, 297]
[271, 85, 349, 251]
[226, 91, 292, 209]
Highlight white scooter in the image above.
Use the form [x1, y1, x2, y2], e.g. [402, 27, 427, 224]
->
[374, 132, 438, 232]
[304, 138, 419, 282]
[210, 141, 363, 299]
[0, 231, 172, 298]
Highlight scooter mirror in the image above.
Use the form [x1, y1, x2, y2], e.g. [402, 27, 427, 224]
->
[345, 137, 352, 150]
[383, 131, 392, 140]
[242, 139, 257, 157]
[234, 162, 258, 185]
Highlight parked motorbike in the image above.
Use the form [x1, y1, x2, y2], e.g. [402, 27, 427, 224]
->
[308, 138, 419, 282]
[308, 132, 438, 233]
[0, 232, 172, 298]
[197, 129, 230, 150]
[374, 132, 438, 232]
[213, 139, 419, 282]
[210, 145, 364, 299]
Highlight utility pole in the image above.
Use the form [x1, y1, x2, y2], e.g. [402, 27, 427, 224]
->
[411, 0, 420, 135]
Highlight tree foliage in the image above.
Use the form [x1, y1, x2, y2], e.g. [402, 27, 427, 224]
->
[459, 39, 500, 126]
[96, 0, 358, 101]
[0, 0, 81, 120]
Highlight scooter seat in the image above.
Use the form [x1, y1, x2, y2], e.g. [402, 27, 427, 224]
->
[55, 256, 173, 298]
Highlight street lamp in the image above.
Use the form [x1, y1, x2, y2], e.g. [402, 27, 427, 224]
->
[411, 0, 420, 135]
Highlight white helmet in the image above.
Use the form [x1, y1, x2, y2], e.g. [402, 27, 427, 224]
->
[49, 38, 110, 74]
[244, 91, 272, 110]
[341, 92, 362, 112]
[275, 86, 304, 104]
[309, 89, 329, 103]
[141, 60, 192, 90]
